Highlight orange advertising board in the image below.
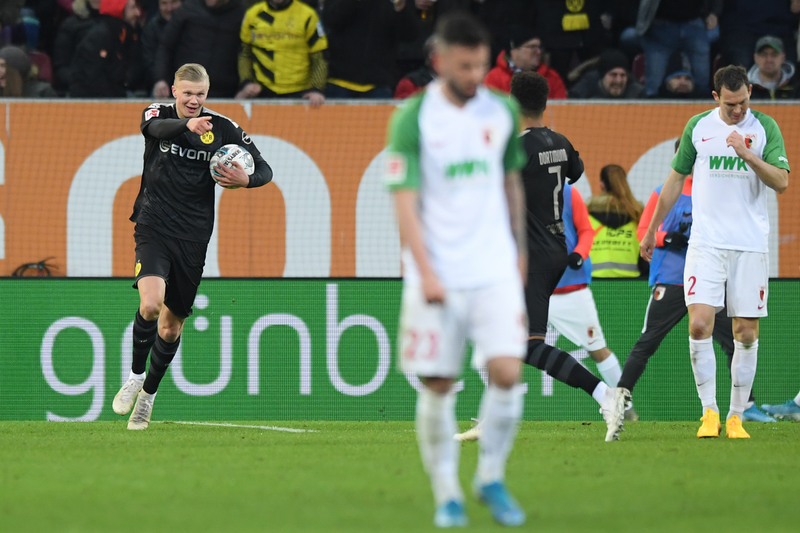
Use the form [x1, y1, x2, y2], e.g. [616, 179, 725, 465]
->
[0, 101, 798, 277]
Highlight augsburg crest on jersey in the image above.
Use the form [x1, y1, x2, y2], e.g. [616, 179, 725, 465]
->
[745, 133, 757, 149]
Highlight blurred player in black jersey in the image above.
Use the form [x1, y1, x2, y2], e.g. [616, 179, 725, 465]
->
[112, 63, 273, 430]
[456, 72, 625, 443]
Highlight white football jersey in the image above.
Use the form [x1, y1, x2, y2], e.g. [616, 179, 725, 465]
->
[384, 81, 527, 288]
[672, 108, 789, 253]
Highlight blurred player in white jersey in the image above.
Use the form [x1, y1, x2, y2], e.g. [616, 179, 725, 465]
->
[385, 12, 529, 528]
[633, 66, 789, 439]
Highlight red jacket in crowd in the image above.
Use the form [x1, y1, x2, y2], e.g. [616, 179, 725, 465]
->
[484, 51, 567, 99]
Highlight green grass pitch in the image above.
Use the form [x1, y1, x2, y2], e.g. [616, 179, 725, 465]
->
[1, 421, 798, 532]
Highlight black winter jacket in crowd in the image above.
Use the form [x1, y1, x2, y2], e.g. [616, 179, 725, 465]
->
[322, 0, 417, 88]
[154, 0, 245, 98]
[141, 13, 170, 87]
[396, 0, 470, 64]
[52, 4, 100, 91]
[69, 15, 143, 97]
[472, 0, 536, 58]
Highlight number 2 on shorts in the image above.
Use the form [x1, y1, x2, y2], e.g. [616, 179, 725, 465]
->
[687, 276, 697, 296]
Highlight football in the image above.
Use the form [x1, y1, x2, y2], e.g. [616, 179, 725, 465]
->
[209, 144, 255, 184]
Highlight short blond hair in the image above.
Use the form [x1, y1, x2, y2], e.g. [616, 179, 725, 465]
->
[174, 63, 210, 86]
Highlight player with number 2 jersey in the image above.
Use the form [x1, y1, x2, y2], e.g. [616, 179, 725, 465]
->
[634, 66, 789, 440]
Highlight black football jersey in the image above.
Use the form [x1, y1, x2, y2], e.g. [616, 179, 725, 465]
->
[519, 126, 584, 270]
[132, 103, 272, 243]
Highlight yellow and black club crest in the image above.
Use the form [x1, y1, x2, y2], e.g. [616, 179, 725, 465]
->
[566, 0, 585, 13]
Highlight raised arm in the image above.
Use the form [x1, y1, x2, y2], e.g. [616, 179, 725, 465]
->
[142, 116, 189, 139]
[727, 130, 788, 193]
[141, 105, 215, 139]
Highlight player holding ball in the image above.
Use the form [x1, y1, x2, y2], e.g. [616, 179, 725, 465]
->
[112, 63, 273, 430]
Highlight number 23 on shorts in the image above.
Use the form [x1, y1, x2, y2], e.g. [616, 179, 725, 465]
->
[402, 330, 440, 361]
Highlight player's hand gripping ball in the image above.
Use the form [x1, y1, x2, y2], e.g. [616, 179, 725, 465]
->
[210, 144, 255, 187]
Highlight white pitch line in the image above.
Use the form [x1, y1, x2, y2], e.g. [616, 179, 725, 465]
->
[162, 421, 316, 433]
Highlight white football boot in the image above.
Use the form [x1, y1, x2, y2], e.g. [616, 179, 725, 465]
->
[453, 419, 483, 442]
[112, 378, 144, 415]
[601, 387, 629, 442]
[127, 392, 155, 430]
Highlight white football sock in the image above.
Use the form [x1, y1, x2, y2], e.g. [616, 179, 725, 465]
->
[128, 371, 145, 382]
[416, 387, 463, 505]
[729, 340, 758, 421]
[596, 353, 622, 387]
[689, 337, 718, 414]
[475, 384, 524, 486]
[139, 390, 156, 402]
[591, 381, 609, 405]
[793, 390, 800, 407]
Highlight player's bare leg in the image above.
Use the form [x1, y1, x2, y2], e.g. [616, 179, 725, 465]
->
[416, 376, 467, 527]
[726, 317, 758, 438]
[689, 304, 721, 437]
[113, 276, 165, 415]
[473, 357, 526, 527]
[138, 276, 167, 321]
[128, 302, 185, 430]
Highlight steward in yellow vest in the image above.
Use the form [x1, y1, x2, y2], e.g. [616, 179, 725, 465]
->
[588, 216, 640, 277]
[586, 164, 645, 278]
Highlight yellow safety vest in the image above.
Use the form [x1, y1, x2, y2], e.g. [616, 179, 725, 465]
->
[589, 216, 640, 278]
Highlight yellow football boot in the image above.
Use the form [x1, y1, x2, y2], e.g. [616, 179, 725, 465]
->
[726, 415, 751, 439]
[697, 408, 721, 438]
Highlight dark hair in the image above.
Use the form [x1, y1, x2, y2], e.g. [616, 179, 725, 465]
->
[506, 25, 539, 53]
[510, 72, 549, 116]
[714, 65, 749, 95]
[434, 11, 490, 48]
[0, 65, 23, 97]
[600, 164, 643, 222]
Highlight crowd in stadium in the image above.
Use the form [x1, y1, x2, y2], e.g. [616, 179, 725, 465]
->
[1, 0, 798, 101]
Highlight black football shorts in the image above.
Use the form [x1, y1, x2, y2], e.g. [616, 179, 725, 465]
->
[525, 256, 569, 338]
[132, 223, 208, 319]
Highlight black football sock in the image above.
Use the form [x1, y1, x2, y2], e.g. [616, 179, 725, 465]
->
[132, 310, 158, 375]
[525, 338, 602, 397]
[143, 335, 180, 394]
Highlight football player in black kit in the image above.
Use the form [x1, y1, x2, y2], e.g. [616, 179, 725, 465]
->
[456, 72, 625, 443]
[112, 63, 273, 430]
